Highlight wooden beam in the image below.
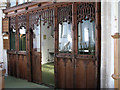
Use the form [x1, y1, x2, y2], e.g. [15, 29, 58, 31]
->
[26, 13, 32, 81]
[95, 2, 101, 88]
[72, 3, 77, 88]
[54, 7, 58, 88]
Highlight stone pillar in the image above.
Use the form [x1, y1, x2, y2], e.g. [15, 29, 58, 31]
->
[112, 33, 120, 90]
[0, 68, 2, 89]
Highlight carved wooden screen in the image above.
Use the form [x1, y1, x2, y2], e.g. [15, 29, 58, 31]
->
[77, 3, 96, 55]
[77, 2, 95, 23]
[58, 5, 72, 24]
[9, 17, 16, 50]
[57, 5, 72, 53]
[10, 16, 16, 30]
[18, 14, 27, 29]
[29, 8, 54, 84]
[29, 8, 54, 30]
[55, 2, 100, 88]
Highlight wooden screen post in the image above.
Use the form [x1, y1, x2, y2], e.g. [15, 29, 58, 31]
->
[112, 33, 120, 89]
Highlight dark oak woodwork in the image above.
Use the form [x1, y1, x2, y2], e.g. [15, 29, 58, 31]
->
[32, 52, 42, 83]
[6, 2, 101, 88]
[10, 16, 16, 30]
[54, 2, 100, 89]
[18, 54, 27, 79]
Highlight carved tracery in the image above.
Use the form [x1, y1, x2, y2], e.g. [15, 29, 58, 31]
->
[57, 5, 72, 24]
[10, 16, 16, 30]
[18, 14, 27, 29]
[29, 12, 40, 30]
[77, 2, 95, 23]
[29, 8, 54, 30]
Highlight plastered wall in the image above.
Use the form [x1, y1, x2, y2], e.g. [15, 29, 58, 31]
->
[41, 21, 55, 64]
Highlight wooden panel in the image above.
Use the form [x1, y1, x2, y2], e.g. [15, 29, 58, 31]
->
[18, 54, 27, 80]
[8, 54, 16, 77]
[32, 52, 42, 84]
[2, 18, 9, 33]
[57, 58, 65, 88]
[66, 59, 73, 88]
[3, 34, 10, 50]
[75, 60, 86, 88]
[86, 61, 97, 88]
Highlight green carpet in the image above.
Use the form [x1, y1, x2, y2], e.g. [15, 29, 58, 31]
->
[42, 62, 54, 86]
[5, 76, 49, 88]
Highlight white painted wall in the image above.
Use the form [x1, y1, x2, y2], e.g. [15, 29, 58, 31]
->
[101, 1, 118, 88]
[0, 1, 8, 75]
[41, 21, 55, 64]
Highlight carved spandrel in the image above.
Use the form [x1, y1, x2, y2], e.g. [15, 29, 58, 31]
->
[29, 9, 54, 30]
[10, 17, 16, 30]
[77, 2, 95, 23]
[58, 5, 72, 24]
[18, 14, 27, 29]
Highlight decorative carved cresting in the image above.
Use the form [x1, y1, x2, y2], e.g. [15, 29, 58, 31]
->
[77, 2, 95, 23]
[10, 16, 16, 30]
[41, 9, 54, 28]
[57, 5, 72, 24]
[29, 12, 40, 30]
[29, 8, 54, 30]
[18, 14, 27, 29]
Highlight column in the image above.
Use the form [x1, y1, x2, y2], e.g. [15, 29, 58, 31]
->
[112, 33, 120, 89]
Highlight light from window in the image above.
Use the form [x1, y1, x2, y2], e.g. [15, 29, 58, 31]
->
[10, 0, 16, 7]
[33, 24, 40, 52]
[59, 22, 72, 53]
[19, 27, 26, 51]
[78, 20, 95, 55]
[18, 0, 27, 4]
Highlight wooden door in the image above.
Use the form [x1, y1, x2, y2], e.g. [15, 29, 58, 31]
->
[30, 26, 42, 84]
[55, 2, 101, 88]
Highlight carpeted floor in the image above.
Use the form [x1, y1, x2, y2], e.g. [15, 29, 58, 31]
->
[42, 62, 54, 86]
[5, 76, 49, 88]
[5, 62, 54, 88]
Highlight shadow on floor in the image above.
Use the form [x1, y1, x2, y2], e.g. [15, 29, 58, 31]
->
[5, 76, 49, 88]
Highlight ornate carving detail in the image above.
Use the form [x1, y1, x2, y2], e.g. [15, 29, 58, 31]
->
[29, 12, 40, 30]
[41, 9, 54, 28]
[58, 5, 72, 24]
[18, 14, 27, 29]
[29, 8, 54, 30]
[77, 2, 95, 23]
[10, 16, 16, 30]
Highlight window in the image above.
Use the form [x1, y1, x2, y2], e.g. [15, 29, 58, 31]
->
[59, 22, 72, 52]
[19, 27, 26, 51]
[10, 0, 16, 7]
[10, 29, 16, 50]
[18, 0, 27, 5]
[33, 24, 40, 52]
[78, 20, 95, 55]
[9, 0, 32, 7]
